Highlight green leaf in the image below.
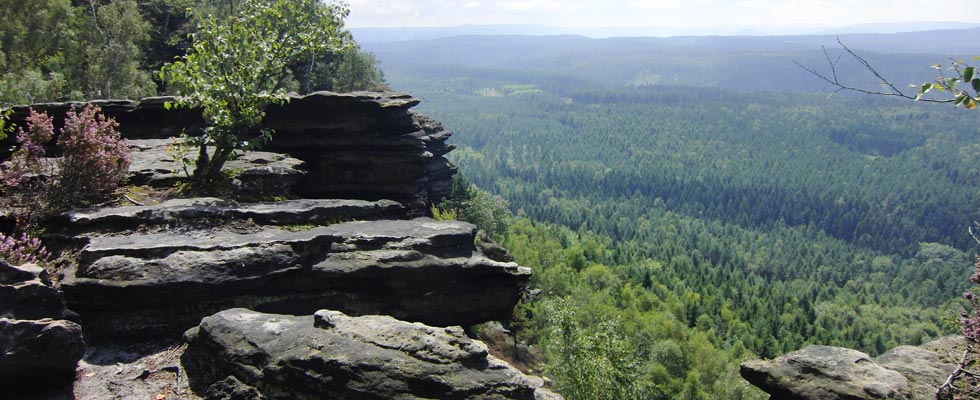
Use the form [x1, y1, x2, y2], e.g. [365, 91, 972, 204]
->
[972, 78, 980, 93]
[966, 98, 978, 110]
[965, 67, 976, 83]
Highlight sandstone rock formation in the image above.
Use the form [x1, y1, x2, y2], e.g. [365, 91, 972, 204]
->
[182, 308, 561, 400]
[740, 336, 969, 400]
[6, 92, 456, 215]
[58, 198, 530, 339]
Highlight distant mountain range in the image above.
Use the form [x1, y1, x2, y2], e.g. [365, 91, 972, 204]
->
[352, 22, 980, 43]
[362, 27, 979, 95]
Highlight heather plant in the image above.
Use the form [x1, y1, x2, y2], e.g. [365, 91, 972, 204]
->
[0, 232, 50, 266]
[1, 109, 55, 190]
[47, 105, 131, 210]
[937, 240, 980, 399]
[0, 105, 130, 228]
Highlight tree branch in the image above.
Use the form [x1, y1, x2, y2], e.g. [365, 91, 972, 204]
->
[937, 347, 977, 399]
[794, 39, 957, 104]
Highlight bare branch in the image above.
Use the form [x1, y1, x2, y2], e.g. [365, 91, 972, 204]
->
[970, 226, 980, 247]
[794, 39, 959, 105]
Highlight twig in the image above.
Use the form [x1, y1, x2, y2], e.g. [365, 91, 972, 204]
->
[123, 194, 144, 206]
[937, 347, 974, 399]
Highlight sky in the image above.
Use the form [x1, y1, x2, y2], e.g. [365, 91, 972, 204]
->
[344, 0, 980, 30]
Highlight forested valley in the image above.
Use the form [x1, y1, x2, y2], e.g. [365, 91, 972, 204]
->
[366, 33, 980, 398]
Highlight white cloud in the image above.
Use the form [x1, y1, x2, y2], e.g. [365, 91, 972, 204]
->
[494, 0, 561, 11]
[464, 1, 483, 8]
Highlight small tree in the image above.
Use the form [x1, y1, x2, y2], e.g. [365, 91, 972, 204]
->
[161, 0, 350, 190]
[544, 297, 641, 400]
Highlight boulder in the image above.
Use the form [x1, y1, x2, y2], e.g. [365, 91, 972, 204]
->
[0, 318, 85, 387]
[740, 345, 911, 400]
[182, 308, 561, 400]
[876, 336, 968, 399]
[0, 260, 84, 394]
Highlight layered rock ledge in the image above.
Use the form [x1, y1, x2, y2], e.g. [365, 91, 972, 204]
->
[0, 261, 84, 393]
[59, 198, 531, 340]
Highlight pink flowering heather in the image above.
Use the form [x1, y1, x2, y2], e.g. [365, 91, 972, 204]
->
[0, 109, 55, 189]
[962, 258, 980, 342]
[0, 232, 50, 266]
[48, 105, 131, 209]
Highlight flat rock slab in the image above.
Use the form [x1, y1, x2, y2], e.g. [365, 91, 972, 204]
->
[182, 308, 561, 400]
[62, 218, 531, 339]
[126, 139, 306, 198]
[55, 197, 405, 234]
[740, 345, 912, 400]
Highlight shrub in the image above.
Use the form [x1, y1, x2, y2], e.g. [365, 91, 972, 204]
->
[47, 105, 131, 210]
[0, 232, 50, 266]
[1, 109, 55, 190]
[0, 105, 129, 265]
[2, 105, 130, 213]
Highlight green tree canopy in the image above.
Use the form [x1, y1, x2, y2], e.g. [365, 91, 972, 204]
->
[162, 0, 350, 189]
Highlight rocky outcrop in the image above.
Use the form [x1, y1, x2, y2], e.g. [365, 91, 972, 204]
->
[0, 261, 84, 392]
[6, 92, 457, 214]
[58, 198, 531, 340]
[4, 91, 547, 399]
[182, 308, 560, 400]
[740, 337, 969, 399]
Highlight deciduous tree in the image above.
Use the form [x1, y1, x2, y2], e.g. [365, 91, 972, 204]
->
[161, 0, 350, 189]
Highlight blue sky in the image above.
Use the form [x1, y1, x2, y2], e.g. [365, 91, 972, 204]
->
[344, 0, 980, 29]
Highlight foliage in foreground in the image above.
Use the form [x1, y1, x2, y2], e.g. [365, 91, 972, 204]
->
[0, 105, 130, 265]
[0, 0, 386, 106]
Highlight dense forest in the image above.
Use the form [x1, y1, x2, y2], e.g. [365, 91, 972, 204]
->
[373, 35, 980, 398]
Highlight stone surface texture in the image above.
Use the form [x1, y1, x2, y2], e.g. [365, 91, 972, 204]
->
[740, 337, 976, 400]
[0, 261, 84, 392]
[58, 198, 530, 339]
[182, 308, 559, 400]
[126, 139, 306, 198]
[1, 92, 554, 399]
